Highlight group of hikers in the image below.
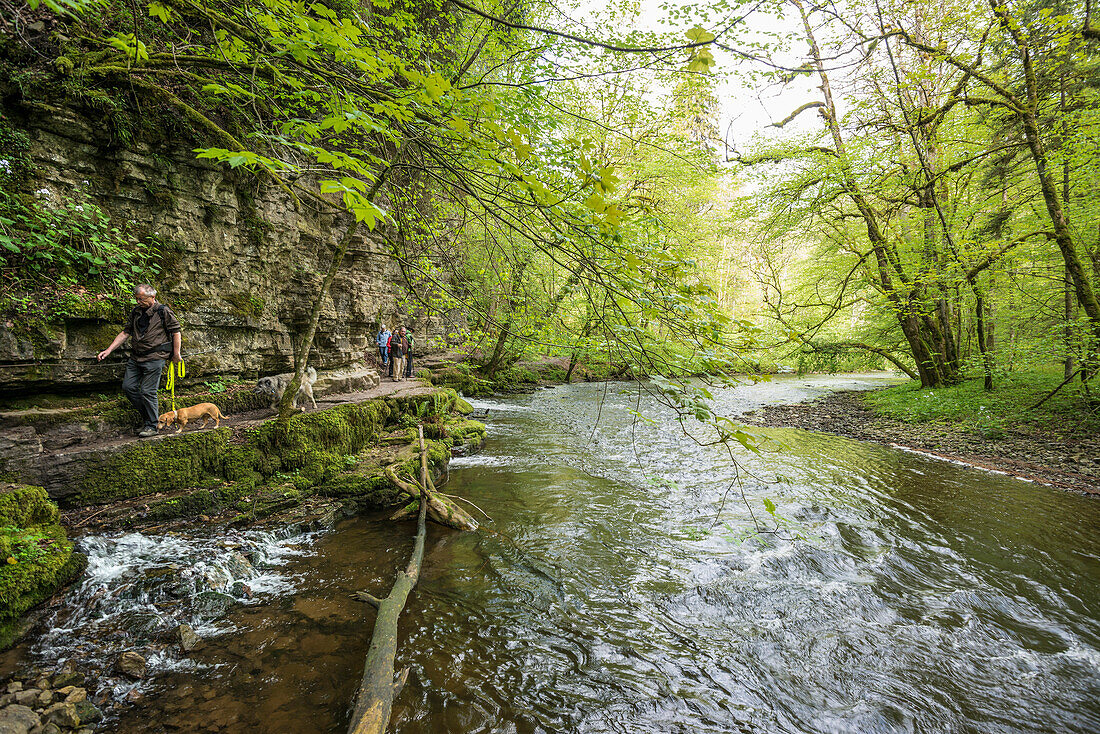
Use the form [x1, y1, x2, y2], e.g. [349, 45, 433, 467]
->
[375, 324, 415, 382]
[96, 284, 419, 438]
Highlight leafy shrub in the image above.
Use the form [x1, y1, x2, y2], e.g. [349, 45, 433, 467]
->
[0, 121, 162, 327]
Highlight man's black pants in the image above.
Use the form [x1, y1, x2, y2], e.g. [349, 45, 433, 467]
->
[122, 358, 165, 430]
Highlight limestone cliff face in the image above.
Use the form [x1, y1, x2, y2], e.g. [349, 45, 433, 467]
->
[0, 106, 463, 392]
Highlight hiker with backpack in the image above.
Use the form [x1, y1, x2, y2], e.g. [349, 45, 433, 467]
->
[376, 324, 391, 371]
[404, 329, 415, 379]
[97, 284, 183, 437]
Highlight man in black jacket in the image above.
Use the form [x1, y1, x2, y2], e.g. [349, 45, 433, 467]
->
[97, 284, 183, 437]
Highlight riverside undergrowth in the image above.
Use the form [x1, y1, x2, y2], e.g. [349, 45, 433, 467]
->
[861, 369, 1099, 438]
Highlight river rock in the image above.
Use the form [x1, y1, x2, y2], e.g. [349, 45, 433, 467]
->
[51, 672, 83, 689]
[9, 691, 38, 708]
[73, 700, 102, 725]
[230, 581, 253, 599]
[35, 689, 53, 707]
[40, 722, 62, 734]
[4, 684, 20, 694]
[225, 550, 254, 579]
[201, 567, 231, 591]
[178, 623, 203, 652]
[194, 590, 235, 617]
[116, 651, 147, 679]
[0, 704, 40, 734]
[42, 702, 79, 728]
[60, 687, 86, 704]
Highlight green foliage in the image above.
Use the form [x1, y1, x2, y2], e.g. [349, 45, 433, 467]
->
[862, 369, 1099, 436]
[10, 0, 754, 438]
[729, 0, 1100, 392]
[0, 191, 161, 292]
[0, 182, 162, 331]
[1, 114, 159, 312]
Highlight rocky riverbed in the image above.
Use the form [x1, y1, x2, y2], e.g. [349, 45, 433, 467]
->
[745, 390, 1100, 495]
[0, 664, 102, 733]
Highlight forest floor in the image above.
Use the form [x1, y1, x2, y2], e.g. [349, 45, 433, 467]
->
[747, 390, 1100, 495]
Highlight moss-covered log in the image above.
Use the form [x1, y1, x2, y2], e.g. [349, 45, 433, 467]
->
[383, 464, 479, 531]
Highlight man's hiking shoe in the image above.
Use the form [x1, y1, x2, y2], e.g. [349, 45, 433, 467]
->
[138, 428, 158, 438]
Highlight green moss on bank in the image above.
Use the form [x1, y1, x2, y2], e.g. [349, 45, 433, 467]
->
[0, 484, 85, 649]
[64, 390, 479, 518]
[429, 362, 543, 396]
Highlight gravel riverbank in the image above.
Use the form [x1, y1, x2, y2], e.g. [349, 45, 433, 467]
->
[745, 390, 1100, 495]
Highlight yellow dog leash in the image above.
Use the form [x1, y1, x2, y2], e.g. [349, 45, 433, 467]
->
[165, 360, 186, 412]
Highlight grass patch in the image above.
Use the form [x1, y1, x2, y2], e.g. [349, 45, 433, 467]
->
[861, 368, 1098, 437]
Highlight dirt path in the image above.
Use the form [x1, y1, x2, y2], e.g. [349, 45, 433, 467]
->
[747, 391, 1100, 495]
[4, 375, 440, 459]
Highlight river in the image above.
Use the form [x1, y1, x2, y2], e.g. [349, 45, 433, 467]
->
[9, 374, 1100, 733]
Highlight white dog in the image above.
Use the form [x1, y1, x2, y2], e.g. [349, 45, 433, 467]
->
[256, 366, 318, 411]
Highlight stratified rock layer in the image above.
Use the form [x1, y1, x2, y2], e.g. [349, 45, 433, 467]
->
[0, 106, 465, 392]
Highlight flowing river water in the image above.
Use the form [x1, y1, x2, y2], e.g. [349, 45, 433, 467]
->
[5, 374, 1100, 733]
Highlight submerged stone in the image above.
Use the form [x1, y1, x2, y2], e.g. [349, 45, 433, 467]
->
[116, 651, 147, 679]
[178, 623, 202, 652]
[73, 700, 103, 725]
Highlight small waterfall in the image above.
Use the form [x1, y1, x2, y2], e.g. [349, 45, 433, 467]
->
[28, 526, 321, 703]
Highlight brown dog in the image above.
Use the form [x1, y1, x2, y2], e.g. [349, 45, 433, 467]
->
[157, 402, 225, 433]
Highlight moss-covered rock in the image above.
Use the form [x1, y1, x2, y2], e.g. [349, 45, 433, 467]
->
[429, 365, 494, 397]
[73, 428, 233, 506]
[0, 484, 85, 650]
[0, 483, 59, 528]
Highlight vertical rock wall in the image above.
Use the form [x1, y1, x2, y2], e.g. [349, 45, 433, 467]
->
[0, 105, 464, 392]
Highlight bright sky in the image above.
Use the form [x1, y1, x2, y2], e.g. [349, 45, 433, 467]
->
[564, 0, 818, 160]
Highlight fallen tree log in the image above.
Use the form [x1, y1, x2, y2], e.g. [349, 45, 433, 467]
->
[347, 425, 481, 732]
[384, 464, 479, 531]
[347, 427, 431, 734]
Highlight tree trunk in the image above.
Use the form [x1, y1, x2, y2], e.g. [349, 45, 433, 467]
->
[481, 317, 514, 380]
[384, 464, 479, 531]
[481, 255, 530, 379]
[1066, 267, 1077, 380]
[347, 428, 430, 734]
[564, 317, 596, 382]
[970, 280, 994, 391]
[278, 220, 360, 421]
[796, 0, 958, 388]
[1007, 16, 1100, 363]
